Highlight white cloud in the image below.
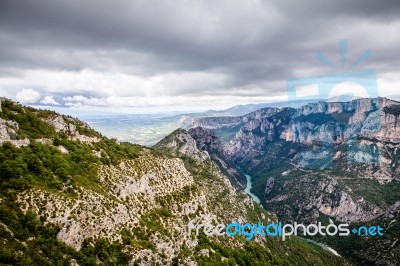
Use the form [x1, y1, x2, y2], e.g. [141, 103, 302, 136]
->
[41, 95, 60, 105]
[15, 89, 40, 103]
[2, 66, 399, 113]
[63, 95, 107, 106]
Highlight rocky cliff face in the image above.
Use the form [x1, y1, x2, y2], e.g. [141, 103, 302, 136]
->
[18, 154, 196, 251]
[0, 117, 30, 147]
[156, 127, 246, 187]
[225, 97, 400, 181]
[214, 97, 400, 265]
[0, 99, 100, 147]
[328, 200, 400, 265]
[287, 97, 400, 143]
[265, 173, 383, 223]
[154, 128, 210, 161]
[190, 107, 280, 129]
[225, 108, 296, 164]
[189, 127, 247, 187]
[223, 98, 400, 213]
[46, 115, 100, 143]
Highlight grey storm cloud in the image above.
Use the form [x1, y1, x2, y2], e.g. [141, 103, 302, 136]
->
[0, 0, 400, 106]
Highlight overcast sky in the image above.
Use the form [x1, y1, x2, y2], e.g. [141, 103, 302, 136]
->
[1, 0, 400, 113]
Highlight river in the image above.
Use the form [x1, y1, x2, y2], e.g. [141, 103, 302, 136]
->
[243, 173, 340, 257]
[302, 238, 341, 256]
[244, 173, 261, 204]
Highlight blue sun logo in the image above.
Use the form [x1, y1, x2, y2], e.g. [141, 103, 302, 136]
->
[285, 39, 380, 169]
[316, 39, 372, 69]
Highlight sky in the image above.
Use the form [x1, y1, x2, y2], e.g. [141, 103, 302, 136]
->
[1, 0, 400, 113]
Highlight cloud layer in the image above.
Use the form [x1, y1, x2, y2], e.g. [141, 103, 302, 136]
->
[1, 0, 400, 111]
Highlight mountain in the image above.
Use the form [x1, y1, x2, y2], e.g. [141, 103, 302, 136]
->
[185, 107, 282, 145]
[205, 98, 327, 116]
[0, 98, 346, 265]
[80, 99, 325, 146]
[155, 127, 246, 188]
[211, 97, 400, 265]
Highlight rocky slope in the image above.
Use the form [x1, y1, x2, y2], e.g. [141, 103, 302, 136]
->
[223, 98, 400, 213]
[0, 99, 346, 265]
[190, 107, 280, 130]
[207, 97, 400, 265]
[321, 201, 400, 265]
[226, 97, 400, 169]
[181, 107, 281, 145]
[155, 127, 246, 188]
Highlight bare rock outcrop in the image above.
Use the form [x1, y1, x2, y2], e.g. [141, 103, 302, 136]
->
[0, 118, 30, 147]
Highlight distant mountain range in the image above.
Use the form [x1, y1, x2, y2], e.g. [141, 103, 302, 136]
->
[76, 97, 344, 146]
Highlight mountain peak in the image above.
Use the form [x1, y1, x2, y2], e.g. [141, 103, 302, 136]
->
[154, 127, 210, 161]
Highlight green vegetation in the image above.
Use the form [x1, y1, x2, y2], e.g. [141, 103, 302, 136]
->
[93, 139, 142, 165]
[0, 99, 56, 139]
[214, 124, 242, 144]
[121, 227, 155, 251]
[246, 140, 301, 199]
[383, 104, 400, 116]
[193, 231, 346, 266]
[0, 194, 130, 265]
[296, 113, 335, 125]
[0, 99, 146, 264]
[1, 99, 103, 140]
[331, 111, 356, 124]
[310, 208, 400, 265]
[295, 111, 355, 125]
[0, 99, 144, 187]
[156, 184, 198, 206]
[272, 107, 296, 120]
[141, 208, 171, 226]
[0, 140, 99, 192]
[339, 179, 400, 207]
